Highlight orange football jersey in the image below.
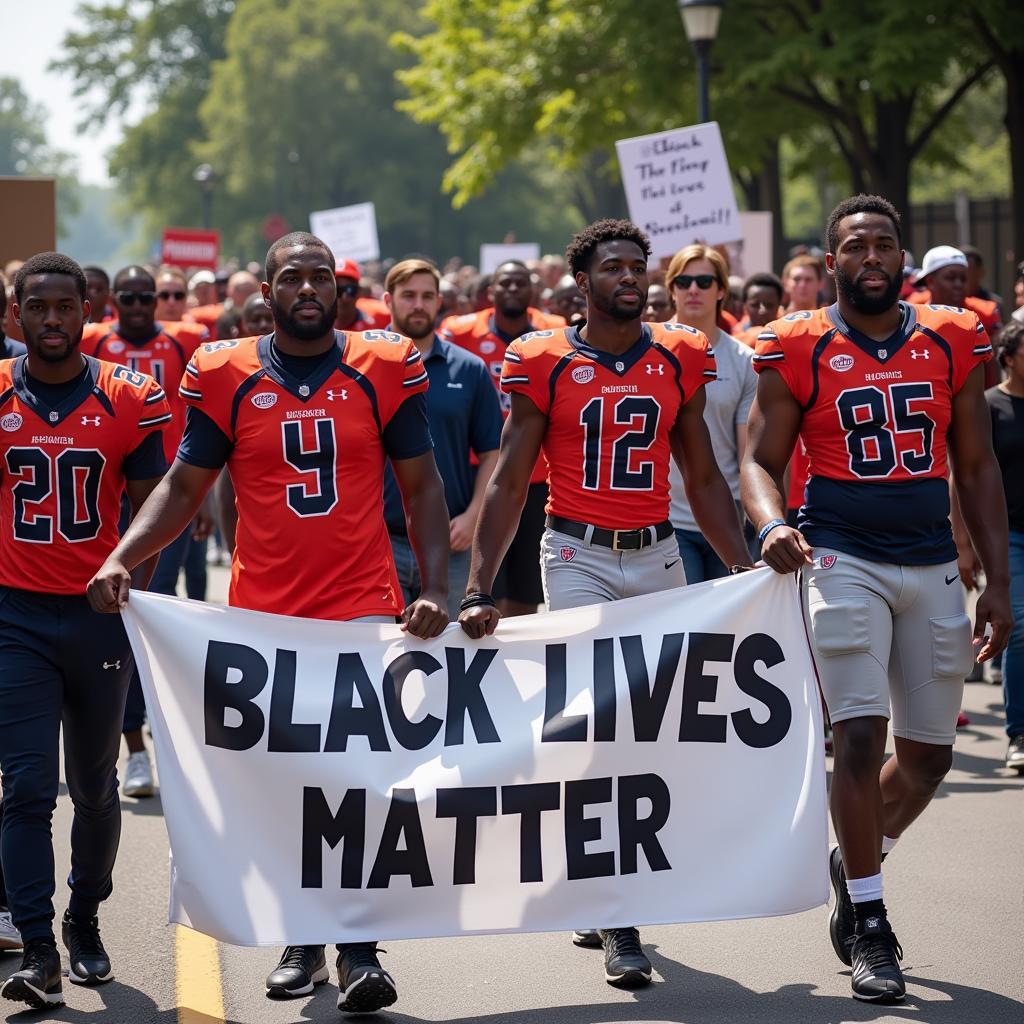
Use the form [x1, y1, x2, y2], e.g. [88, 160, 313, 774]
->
[84, 320, 208, 460]
[178, 331, 429, 620]
[0, 357, 170, 594]
[441, 307, 566, 484]
[754, 302, 992, 562]
[501, 322, 715, 529]
[908, 290, 1002, 336]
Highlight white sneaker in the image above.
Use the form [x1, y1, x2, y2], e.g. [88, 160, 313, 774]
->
[0, 910, 23, 951]
[122, 751, 155, 798]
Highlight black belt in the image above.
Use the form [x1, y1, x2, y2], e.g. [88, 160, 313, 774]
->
[546, 515, 673, 552]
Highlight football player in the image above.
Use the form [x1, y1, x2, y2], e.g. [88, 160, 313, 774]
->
[459, 218, 751, 988]
[742, 194, 1012, 1004]
[88, 231, 451, 1015]
[0, 253, 170, 1009]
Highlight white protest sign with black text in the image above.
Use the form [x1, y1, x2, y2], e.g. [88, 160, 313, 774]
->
[123, 570, 827, 947]
[616, 122, 742, 256]
[309, 202, 380, 263]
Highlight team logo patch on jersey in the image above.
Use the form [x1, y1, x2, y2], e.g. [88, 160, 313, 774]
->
[819, 554, 838, 569]
[251, 392, 278, 409]
[829, 354, 854, 372]
[572, 366, 595, 384]
[1, 413, 23, 432]
[479, 340, 496, 354]
[106, 340, 125, 354]
[559, 546, 577, 562]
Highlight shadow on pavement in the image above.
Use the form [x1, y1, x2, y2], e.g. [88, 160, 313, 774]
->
[372, 941, 1024, 1024]
[119, 793, 166, 817]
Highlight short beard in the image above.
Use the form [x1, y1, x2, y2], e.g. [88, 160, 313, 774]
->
[834, 265, 901, 316]
[591, 284, 647, 322]
[270, 297, 336, 340]
[497, 298, 529, 319]
[393, 312, 434, 342]
[25, 331, 81, 363]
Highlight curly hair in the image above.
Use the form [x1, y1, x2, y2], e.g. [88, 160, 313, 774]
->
[14, 252, 87, 304]
[565, 219, 652, 276]
[825, 194, 901, 254]
[996, 320, 1024, 369]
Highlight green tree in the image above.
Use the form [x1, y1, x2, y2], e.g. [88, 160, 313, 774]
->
[0, 77, 80, 231]
[399, 0, 996, 240]
[198, 0, 580, 260]
[54, 1, 235, 241]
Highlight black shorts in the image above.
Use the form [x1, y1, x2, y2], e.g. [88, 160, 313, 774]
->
[494, 481, 547, 607]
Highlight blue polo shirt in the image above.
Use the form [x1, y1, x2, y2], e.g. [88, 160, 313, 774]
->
[0, 335, 26, 359]
[385, 334, 502, 535]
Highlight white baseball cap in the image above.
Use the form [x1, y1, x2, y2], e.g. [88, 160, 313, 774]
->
[189, 269, 216, 288]
[914, 245, 967, 285]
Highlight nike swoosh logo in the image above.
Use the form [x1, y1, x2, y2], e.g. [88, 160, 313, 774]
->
[945, 573, 958, 585]
[665, 559, 681, 571]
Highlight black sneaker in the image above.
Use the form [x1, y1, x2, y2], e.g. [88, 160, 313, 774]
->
[1007, 734, 1024, 773]
[62, 910, 113, 985]
[335, 943, 397, 1013]
[572, 929, 602, 948]
[265, 945, 329, 998]
[0, 939, 64, 1008]
[828, 846, 856, 966]
[600, 927, 652, 987]
[850, 917, 905, 1003]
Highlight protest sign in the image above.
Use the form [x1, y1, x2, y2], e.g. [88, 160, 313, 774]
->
[161, 228, 219, 270]
[309, 202, 380, 263]
[124, 570, 827, 946]
[480, 243, 541, 275]
[615, 122, 742, 257]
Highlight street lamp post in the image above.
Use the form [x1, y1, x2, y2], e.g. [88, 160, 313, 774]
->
[677, 0, 723, 124]
[193, 163, 216, 229]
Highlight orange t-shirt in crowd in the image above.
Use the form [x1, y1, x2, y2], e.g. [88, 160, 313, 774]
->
[188, 303, 225, 337]
[501, 322, 715, 529]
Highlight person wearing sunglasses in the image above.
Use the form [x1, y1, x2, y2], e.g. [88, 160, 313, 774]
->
[81, 266, 212, 799]
[154, 266, 189, 323]
[333, 258, 390, 332]
[666, 244, 757, 583]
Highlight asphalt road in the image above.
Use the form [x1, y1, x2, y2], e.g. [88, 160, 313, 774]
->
[2, 565, 1022, 1023]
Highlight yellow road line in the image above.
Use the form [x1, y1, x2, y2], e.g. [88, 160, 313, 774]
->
[176, 924, 225, 1024]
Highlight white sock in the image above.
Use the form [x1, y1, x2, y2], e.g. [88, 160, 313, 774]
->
[881, 835, 899, 856]
[846, 872, 883, 903]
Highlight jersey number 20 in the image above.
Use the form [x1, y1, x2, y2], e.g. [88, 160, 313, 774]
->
[281, 419, 338, 517]
[6, 448, 106, 543]
[836, 384, 935, 478]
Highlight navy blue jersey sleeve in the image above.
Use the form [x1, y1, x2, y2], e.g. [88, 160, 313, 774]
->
[123, 430, 167, 480]
[469, 359, 503, 455]
[382, 392, 433, 461]
[177, 406, 234, 469]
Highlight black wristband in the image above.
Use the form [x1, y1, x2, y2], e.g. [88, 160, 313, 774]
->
[459, 592, 497, 611]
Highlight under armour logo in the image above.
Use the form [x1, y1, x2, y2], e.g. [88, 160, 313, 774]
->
[645, 363, 664, 375]
[911, 349, 929, 360]
[81, 415, 101, 426]
[326, 388, 348, 401]
[102, 660, 121, 670]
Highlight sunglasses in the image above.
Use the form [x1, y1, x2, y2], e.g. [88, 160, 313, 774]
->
[157, 290, 186, 302]
[116, 291, 156, 307]
[672, 274, 718, 291]
[337, 284, 359, 297]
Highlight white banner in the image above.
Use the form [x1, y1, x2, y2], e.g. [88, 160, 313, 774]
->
[479, 243, 540, 275]
[309, 202, 380, 263]
[123, 570, 827, 947]
[615, 122, 742, 256]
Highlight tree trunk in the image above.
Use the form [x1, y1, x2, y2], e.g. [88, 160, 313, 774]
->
[1004, 53, 1024, 263]
[867, 95, 915, 240]
[737, 142, 785, 272]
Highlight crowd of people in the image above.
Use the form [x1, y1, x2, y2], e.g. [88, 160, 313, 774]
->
[0, 194, 1020, 1015]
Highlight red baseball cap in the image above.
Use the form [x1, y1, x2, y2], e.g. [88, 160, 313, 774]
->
[335, 258, 360, 282]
